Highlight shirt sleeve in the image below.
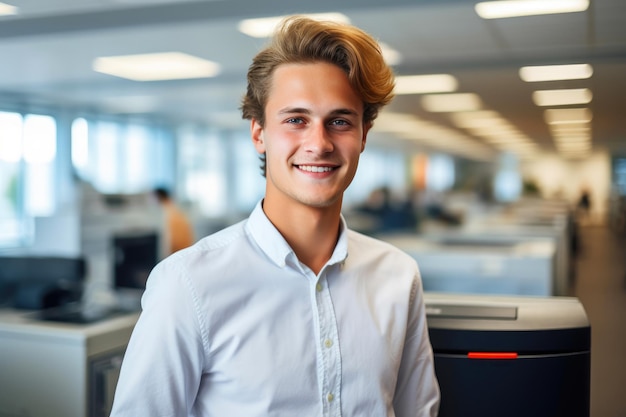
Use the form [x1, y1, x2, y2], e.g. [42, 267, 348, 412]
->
[393, 272, 441, 417]
[109, 254, 207, 417]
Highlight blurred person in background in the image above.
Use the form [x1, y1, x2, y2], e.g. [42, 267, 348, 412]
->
[577, 186, 592, 223]
[152, 187, 195, 254]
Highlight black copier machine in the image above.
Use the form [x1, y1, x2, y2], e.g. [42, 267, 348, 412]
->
[424, 293, 590, 417]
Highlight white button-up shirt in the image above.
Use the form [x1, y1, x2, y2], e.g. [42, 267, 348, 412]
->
[110, 201, 440, 417]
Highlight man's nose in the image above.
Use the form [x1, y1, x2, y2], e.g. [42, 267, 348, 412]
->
[304, 122, 334, 153]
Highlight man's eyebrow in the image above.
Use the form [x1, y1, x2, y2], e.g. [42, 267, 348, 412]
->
[276, 107, 359, 116]
[277, 107, 311, 115]
[330, 108, 359, 117]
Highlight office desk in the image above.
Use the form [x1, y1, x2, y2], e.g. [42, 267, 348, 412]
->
[0, 308, 139, 417]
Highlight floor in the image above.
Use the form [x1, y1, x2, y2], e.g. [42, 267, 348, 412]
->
[570, 225, 626, 417]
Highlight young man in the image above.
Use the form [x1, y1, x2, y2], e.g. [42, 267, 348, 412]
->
[110, 16, 440, 417]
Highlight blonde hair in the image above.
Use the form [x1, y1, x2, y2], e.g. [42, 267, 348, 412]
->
[241, 16, 395, 126]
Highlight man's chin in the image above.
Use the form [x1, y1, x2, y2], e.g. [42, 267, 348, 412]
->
[299, 194, 343, 210]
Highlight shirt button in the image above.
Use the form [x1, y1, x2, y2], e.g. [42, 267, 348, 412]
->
[316, 283, 323, 292]
[327, 393, 334, 402]
[324, 338, 333, 348]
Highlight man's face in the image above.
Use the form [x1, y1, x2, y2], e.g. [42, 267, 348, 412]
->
[251, 62, 368, 211]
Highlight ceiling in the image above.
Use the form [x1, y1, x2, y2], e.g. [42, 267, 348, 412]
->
[1, 0, 625, 161]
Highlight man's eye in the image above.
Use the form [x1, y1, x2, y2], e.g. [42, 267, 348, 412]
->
[286, 117, 304, 124]
[330, 119, 349, 126]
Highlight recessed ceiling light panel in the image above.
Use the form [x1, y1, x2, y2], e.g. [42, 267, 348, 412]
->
[421, 93, 482, 112]
[93, 52, 221, 81]
[394, 74, 458, 95]
[475, 0, 589, 19]
[544, 108, 593, 124]
[520, 63, 593, 82]
[238, 13, 350, 38]
[532, 88, 592, 106]
[0, 2, 17, 16]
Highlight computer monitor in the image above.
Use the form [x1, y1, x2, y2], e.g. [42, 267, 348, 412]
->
[112, 231, 159, 294]
[0, 256, 86, 309]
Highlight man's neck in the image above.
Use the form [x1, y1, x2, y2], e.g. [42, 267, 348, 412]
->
[262, 199, 342, 275]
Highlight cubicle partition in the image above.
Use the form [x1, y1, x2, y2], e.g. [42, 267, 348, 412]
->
[380, 233, 557, 297]
[378, 197, 574, 297]
[460, 210, 574, 296]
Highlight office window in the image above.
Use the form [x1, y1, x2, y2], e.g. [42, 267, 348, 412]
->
[232, 132, 265, 212]
[178, 125, 229, 216]
[613, 157, 626, 196]
[71, 117, 89, 176]
[427, 154, 455, 192]
[0, 112, 25, 247]
[0, 111, 56, 247]
[71, 118, 174, 194]
[178, 127, 268, 217]
[23, 114, 57, 216]
[494, 152, 522, 202]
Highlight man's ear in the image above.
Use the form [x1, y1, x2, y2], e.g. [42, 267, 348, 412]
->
[361, 122, 372, 153]
[251, 119, 266, 153]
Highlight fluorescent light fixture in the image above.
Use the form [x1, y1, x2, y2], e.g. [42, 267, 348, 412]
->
[559, 149, 590, 156]
[519, 63, 593, 82]
[552, 129, 590, 139]
[532, 88, 592, 106]
[374, 112, 496, 160]
[93, 52, 220, 81]
[450, 110, 507, 129]
[482, 135, 527, 144]
[238, 13, 350, 38]
[499, 142, 538, 151]
[557, 142, 591, 151]
[475, 0, 589, 19]
[552, 131, 590, 139]
[0, 2, 17, 16]
[421, 93, 482, 112]
[550, 122, 590, 132]
[554, 137, 591, 146]
[544, 108, 592, 124]
[477, 131, 529, 142]
[560, 152, 590, 159]
[373, 113, 434, 134]
[394, 74, 458, 95]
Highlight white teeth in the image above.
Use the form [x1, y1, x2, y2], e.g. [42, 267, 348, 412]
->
[299, 165, 333, 173]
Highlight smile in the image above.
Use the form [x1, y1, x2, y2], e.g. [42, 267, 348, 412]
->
[297, 165, 336, 173]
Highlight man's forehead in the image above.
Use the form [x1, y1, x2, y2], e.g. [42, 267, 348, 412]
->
[266, 63, 364, 114]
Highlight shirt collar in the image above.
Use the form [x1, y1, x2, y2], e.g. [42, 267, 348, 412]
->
[246, 200, 349, 269]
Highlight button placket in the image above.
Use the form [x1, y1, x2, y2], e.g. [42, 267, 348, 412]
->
[314, 270, 342, 416]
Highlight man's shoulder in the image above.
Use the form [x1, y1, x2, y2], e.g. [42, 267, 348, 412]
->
[346, 229, 416, 264]
[151, 219, 253, 289]
[347, 228, 401, 250]
[197, 219, 248, 250]
[162, 219, 248, 264]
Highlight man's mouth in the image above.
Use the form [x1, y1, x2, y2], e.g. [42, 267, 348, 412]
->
[296, 165, 336, 173]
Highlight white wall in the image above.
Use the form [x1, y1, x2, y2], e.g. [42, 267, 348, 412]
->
[521, 151, 611, 223]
